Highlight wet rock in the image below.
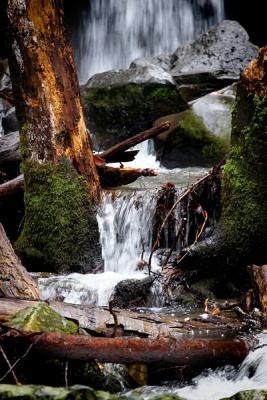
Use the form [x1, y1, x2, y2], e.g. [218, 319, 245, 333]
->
[192, 84, 237, 143]
[111, 276, 154, 308]
[81, 66, 187, 149]
[130, 54, 172, 72]
[4, 302, 78, 334]
[154, 109, 228, 168]
[222, 390, 267, 400]
[2, 107, 19, 134]
[0, 384, 115, 400]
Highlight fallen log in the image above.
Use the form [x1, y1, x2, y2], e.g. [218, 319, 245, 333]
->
[0, 298, 254, 339]
[97, 166, 158, 187]
[0, 224, 40, 299]
[0, 331, 253, 367]
[0, 174, 24, 197]
[103, 150, 139, 163]
[99, 122, 171, 162]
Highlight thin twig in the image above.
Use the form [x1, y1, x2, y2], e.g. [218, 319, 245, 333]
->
[64, 361, 69, 388]
[148, 172, 210, 268]
[0, 345, 20, 385]
[0, 334, 43, 383]
[108, 300, 118, 338]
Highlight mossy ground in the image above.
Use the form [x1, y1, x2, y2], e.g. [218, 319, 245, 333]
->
[15, 158, 102, 273]
[81, 83, 187, 149]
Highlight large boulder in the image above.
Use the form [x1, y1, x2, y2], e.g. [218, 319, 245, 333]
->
[81, 65, 187, 149]
[131, 20, 258, 101]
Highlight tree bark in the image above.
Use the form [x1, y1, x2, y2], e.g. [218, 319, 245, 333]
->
[248, 264, 267, 314]
[0, 224, 39, 299]
[5, 0, 102, 273]
[0, 331, 252, 368]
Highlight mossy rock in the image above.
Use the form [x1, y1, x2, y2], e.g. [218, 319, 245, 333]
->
[155, 110, 228, 168]
[15, 158, 102, 273]
[0, 384, 115, 400]
[81, 68, 187, 150]
[4, 302, 78, 334]
[222, 390, 267, 400]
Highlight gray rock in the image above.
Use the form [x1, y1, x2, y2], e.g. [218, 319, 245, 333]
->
[111, 276, 154, 308]
[171, 20, 258, 79]
[2, 106, 19, 134]
[130, 54, 172, 71]
[85, 65, 175, 88]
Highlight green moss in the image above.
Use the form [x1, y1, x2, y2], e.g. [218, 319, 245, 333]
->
[169, 110, 228, 165]
[221, 93, 267, 258]
[81, 83, 187, 148]
[221, 390, 267, 400]
[4, 302, 78, 334]
[15, 158, 101, 273]
[0, 385, 116, 400]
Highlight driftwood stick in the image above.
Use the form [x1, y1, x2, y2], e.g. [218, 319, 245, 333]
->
[99, 122, 171, 162]
[0, 174, 24, 197]
[97, 166, 158, 188]
[0, 331, 252, 367]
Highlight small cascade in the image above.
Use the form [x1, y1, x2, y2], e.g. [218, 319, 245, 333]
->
[73, 0, 225, 83]
[39, 188, 159, 306]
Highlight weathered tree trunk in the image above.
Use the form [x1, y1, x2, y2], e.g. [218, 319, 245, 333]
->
[178, 46, 267, 289]
[0, 224, 39, 299]
[5, 0, 102, 273]
[0, 331, 252, 368]
[248, 264, 267, 314]
[0, 174, 24, 197]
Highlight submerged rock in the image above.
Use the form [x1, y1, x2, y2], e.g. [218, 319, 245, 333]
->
[81, 66, 187, 149]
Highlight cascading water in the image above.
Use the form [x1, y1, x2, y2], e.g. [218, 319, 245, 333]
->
[127, 333, 267, 400]
[73, 0, 225, 83]
[39, 188, 159, 306]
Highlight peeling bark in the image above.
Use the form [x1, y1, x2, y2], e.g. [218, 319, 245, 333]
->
[5, 0, 102, 272]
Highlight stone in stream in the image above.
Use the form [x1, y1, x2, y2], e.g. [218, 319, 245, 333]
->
[81, 65, 188, 149]
[111, 276, 155, 308]
[153, 83, 236, 168]
[131, 20, 258, 101]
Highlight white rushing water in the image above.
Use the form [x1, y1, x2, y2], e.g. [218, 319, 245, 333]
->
[125, 333, 267, 400]
[39, 184, 159, 306]
[74, 0, 225, 83]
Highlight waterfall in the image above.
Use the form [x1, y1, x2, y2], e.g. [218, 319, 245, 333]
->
[74, 0, 225, 83]
[39, 189, 159, 306]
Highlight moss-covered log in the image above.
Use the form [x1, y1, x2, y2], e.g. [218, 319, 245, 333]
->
[5, 0, 102, 273]
[176, 46, 267, 292]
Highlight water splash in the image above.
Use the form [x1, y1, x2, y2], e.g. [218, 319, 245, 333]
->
[74, 0, 225, 83]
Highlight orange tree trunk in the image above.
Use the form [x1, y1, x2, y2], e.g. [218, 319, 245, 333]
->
[5, 0, 102, 273]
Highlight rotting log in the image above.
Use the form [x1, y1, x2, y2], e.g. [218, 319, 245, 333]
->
[102, 150, 139, 164]
[99, 122, 171, 162]
[248, 264, 267, 314]
[0, 298, 254, 339]
[0, 174, 24, 197]
[97, 166, 158, 188]
[0, 224, 40, 299]
[5, 0, 102, 273]
[0, 331, 253, 367]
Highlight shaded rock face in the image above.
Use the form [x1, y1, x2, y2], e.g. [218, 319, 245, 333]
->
[154, 109, 228, 169]
[111, 276, 154, 308]
[131, 20, 258, 101]
[0, 60, 16, 136]
[81, 66, 188, 149]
